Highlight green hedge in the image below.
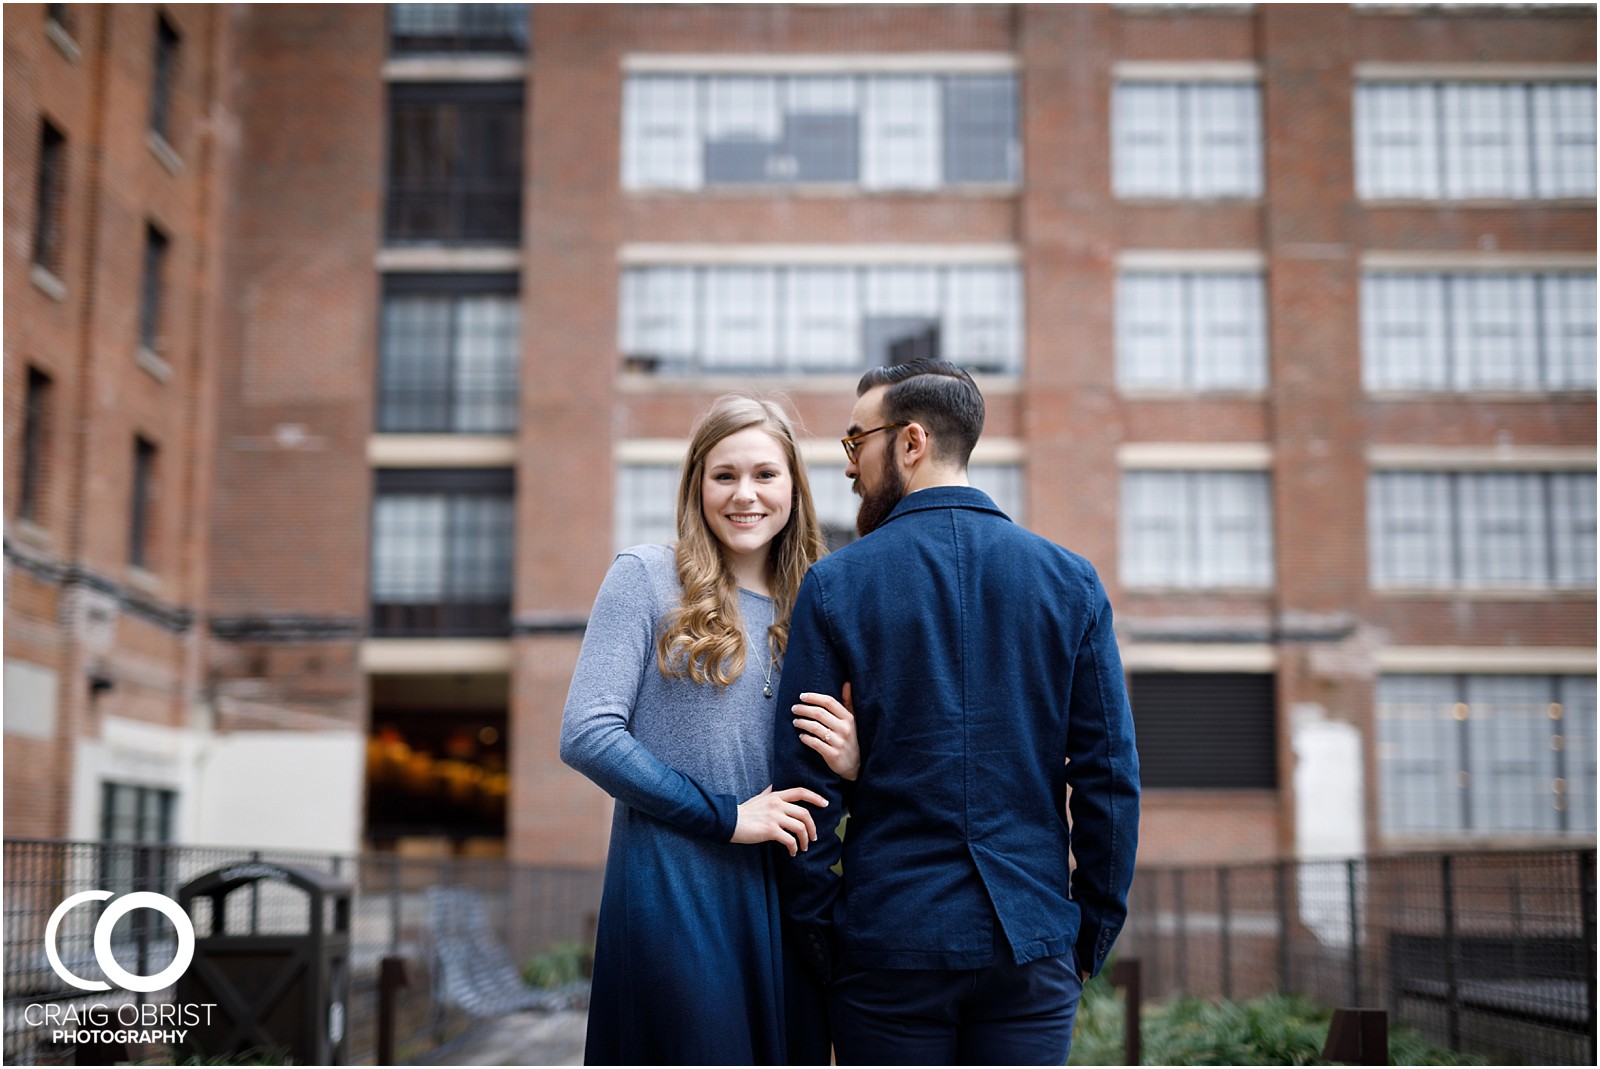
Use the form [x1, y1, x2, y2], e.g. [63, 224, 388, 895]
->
[1069, 973, 1481, 1066]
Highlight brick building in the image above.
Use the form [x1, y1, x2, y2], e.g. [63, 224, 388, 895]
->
[5, 3, 1595, 870]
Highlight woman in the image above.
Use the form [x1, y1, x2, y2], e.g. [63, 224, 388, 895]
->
[560, 393, 857, 1065]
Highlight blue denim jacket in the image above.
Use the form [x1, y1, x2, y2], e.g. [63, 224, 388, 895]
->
[773, 486, 1140, 980]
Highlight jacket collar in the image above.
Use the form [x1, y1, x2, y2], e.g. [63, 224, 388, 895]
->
[879, 484, 1009, 528]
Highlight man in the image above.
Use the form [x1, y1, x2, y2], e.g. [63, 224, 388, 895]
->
[773, 359, 1140, 1065]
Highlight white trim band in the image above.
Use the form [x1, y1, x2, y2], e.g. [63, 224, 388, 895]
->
[377, 248, 522, 273]
[1115, 61, 1261, 82]
[1376, 647, 1598, 674]
[618, 243, 1021, 266]
[623, 53, 1019, 75]
[1363, 251, 1597, 272]
[368, 435, 519, 468]
[1118, 443, 1274, 470]
[1367, 446, 1597, 471]
[1118, 250, 1267, 271]
[361, 640, 514, 674]
[1120, 643, 1279, 672]
[617, 439, 1025, 466]
[382, 57, 527, 82]
[1355, 62, 1596, 82]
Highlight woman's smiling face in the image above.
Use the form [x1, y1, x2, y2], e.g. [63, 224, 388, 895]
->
[700, 426, 794, 565]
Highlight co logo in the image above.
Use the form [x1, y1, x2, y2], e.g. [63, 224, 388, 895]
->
[45, 891, 196, 993]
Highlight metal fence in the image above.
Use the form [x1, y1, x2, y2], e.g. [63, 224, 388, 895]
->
[1118, 848, 1597, 1066]
[2, 839, 601, 1066]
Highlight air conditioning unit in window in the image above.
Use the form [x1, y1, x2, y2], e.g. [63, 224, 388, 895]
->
[622, 352, 662, 373]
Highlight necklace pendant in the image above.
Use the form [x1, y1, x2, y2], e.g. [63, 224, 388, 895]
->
[763, 682, 773, 699]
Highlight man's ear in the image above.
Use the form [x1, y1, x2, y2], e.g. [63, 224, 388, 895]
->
[901, 421, 932, 466]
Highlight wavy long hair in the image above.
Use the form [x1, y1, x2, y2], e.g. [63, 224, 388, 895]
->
[655, 394, 827, 687]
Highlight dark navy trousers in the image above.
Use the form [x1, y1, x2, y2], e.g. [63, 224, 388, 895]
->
[828, 932, 1083, 1066]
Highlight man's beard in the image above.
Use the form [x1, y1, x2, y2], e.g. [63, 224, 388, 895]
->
[855, 449, 906, 539]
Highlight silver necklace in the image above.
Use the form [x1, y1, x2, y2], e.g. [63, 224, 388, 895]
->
[753, 636, 775, 699]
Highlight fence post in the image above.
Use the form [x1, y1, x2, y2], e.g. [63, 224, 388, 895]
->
[1111, 958, 1142, 1066]
[378, 956, 410, 1067]
[1346, 858, 1361, 1007]
[1219, 867, 1232, 1002]
[389, 853, 402, 955]
[1173, 869, 1187, 996]
[1322, 1007, 1388, 1065]
[1581, 849, 1597, 1067]
[1276, 859, 1291, 993]
[1441, 854, 1460, 1050]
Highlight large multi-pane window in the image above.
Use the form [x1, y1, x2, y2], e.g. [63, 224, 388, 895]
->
[386, 83, 523, 244]
[389, 3, 527, 54]
[371, 469, 514, 636]
[1117, 271, 1267, 390]
[620, 263, 1022, 374]
[1363, 271, 1596, 392]
[1113, 81, 1262, 198]
[1121, 470, 1274, 589]
[378, 275, 519, 433]
[621, 73, 1019, 191]
[1356, 81, 1596, 199]
[1378, 674, 1596, 835]
[1368, 471, 1596, 589]
[616, 461, 1024, 551]
[32, 120, 66, 276]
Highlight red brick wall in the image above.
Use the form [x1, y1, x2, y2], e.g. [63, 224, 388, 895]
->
[4, 3, 230, 838]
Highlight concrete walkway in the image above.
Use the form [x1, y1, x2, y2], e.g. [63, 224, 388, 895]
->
[421, 1008, 587, 1066]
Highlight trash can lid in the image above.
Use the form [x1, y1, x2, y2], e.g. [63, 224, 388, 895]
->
[178, 860, 351, 905]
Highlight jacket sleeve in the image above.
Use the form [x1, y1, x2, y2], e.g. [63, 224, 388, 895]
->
[559, 552, 739, 843]
[1065, 574, 1141, 979]
[770, 569, 849, 981]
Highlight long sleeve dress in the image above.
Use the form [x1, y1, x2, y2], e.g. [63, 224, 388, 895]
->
[560, 545, 829, 1066]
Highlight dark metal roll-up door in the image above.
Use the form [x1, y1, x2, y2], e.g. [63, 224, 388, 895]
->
[1128, 672, 1277, 789]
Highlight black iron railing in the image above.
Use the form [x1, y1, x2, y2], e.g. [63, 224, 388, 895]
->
[1118, 848, 1597, 1066]
[2, 839, 599, 1066]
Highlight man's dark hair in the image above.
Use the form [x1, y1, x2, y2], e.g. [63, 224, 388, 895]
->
[857, 360, 985, 468]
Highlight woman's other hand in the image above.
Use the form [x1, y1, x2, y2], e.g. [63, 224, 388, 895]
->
[793, 682, 860, 781]
[732, 785, 827, 856]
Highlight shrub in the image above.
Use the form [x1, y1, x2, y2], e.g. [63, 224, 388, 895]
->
[1069, 974, 1480, 1066]
[522, 940, 594, 989]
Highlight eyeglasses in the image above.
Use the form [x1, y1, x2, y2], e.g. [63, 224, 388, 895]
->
[840, 422, 909, 464]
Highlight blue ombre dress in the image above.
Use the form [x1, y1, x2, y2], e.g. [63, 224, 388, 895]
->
[560, 545, 829, 1065]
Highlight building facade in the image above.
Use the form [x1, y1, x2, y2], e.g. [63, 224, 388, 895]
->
[4, 3, 1595, 869]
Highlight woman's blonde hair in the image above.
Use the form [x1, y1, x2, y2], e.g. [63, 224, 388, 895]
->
[656, 393, 827, 686]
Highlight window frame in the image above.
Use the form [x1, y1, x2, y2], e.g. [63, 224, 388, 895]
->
[370, 468, 516, 637]
[388, 3, 528, 56]
[19, 367, 53, 524]
[1116, 267, 1269, 392]
[1120, 469, 1276, 590]
[377, 273, 521, 433]
[1112, 78, 1264, 200]
[1355, 78, 1597, 201]
[139, 223, 169, 353]
[618, 261, 1024, 376]
[32, 119, 67, 276]
[1368, 469, 1597, 591]
[621, 70, 1021, 193]
[129, 435, 157, 570]
[150, 13, 180, 143]
[1377, 673, 1595, 837]
[1361, 269, 1597, 394]
[385, 81, 525, 246]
